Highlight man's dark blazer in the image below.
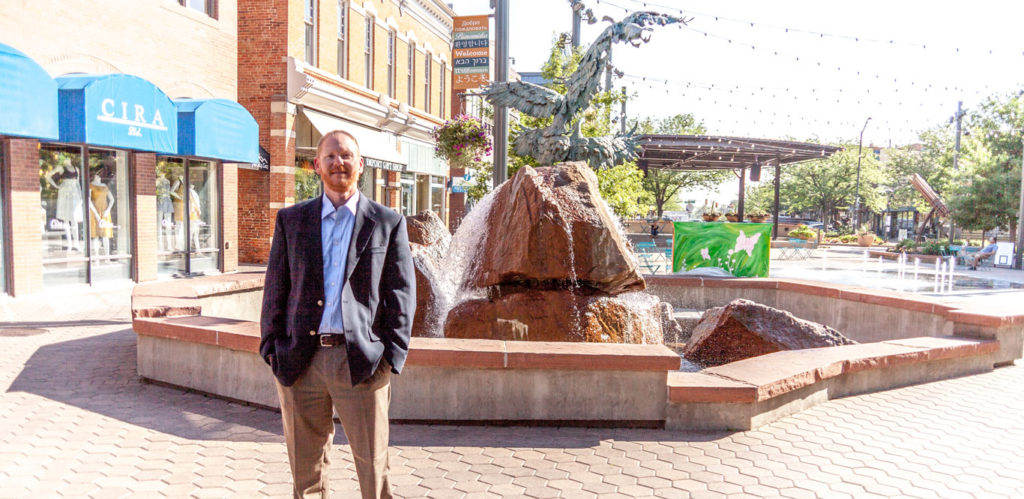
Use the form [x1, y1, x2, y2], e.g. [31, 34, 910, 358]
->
[260, 194, 416, 387]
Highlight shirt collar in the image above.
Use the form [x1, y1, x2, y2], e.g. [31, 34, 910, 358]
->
[320, 191, 361, 220]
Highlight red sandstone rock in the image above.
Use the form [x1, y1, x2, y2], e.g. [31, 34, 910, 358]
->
[444, 290, 664, 344]
[683, 299, 856, 367]
[406, 210, 451, 262]
[470, 163, 644, 295]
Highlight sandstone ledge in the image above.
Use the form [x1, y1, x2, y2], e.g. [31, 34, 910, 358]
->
[668, 336, 998, 404]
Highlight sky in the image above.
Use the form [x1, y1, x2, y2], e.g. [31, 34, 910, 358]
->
[447, 0, 1024, 206]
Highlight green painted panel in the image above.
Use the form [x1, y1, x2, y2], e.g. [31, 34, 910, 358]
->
[672, 222, 772, 277]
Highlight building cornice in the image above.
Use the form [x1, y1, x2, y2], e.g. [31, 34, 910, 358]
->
[288, 57, 441, 143]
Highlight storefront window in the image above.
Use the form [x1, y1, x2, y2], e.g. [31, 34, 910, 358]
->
[431, 175, 445, 220]
[87, 149, 132, 282]
[156, 157, 219, 276]
[0, 141, 6, 294]
[40, 145, 87, 286]
[415, 174, 430, 214]
[295, 155, 321, 203]
[400, 173, 415, 215]
[189, 160, 219, 274]
[358, 166, 375, 201]
[40, 145, 131, 286]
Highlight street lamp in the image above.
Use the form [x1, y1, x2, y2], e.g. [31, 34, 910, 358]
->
[853, 117, 872, 229]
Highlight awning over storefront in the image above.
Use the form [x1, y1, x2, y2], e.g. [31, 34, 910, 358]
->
[175, 99, 258, 163]
[302, 108, 407, 172]
[0, 43, 58, 140]
[401, 139, 448, 177]
[57, 74, 177, 154]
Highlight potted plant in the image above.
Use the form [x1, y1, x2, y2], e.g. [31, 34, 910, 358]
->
[700, 202, 721, 222]
[748, 212, 769, 223]
[432, 114, 492, 168]
[724, 212, 741, 222]
[856, 224, 875, 247]
[788, 225, 816, 241]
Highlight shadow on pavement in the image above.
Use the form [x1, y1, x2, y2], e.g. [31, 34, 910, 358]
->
[7, 327, 737, 450]
[7, 328, 283, 443]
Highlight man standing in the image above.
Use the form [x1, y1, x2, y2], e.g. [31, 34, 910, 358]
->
[260, 130, 415, 498]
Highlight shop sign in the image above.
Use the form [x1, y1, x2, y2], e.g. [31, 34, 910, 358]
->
[365, 157, 404, 172]
[254, 146, 270, 171]
[57, 74, 177, 154]
[452, 15, 489, 90]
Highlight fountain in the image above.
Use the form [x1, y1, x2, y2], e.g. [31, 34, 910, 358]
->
[407, 162, 669, 344]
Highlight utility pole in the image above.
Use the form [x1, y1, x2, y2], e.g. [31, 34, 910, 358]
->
[1016, 130, 1024, 270]
[492, 0, 509, 188]
[950, 101, 963, 244]
[854, 117, 871, 229]
[620, 86, 627, 135]
[571, 1, 581, 47]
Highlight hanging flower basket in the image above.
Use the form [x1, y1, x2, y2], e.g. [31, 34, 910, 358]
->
[432, 114, 492, 168]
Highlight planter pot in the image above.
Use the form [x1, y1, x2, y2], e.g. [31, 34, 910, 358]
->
[725, 214, 741, 222]
[701, 214, 720, 222]
[748, 215, 769, 223]
[857, 233, 875, 247]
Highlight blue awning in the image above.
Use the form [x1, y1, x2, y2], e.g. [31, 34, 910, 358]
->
[57, 74, 177, 154]
[175, 99, 258, 163]
[0, 43, 58, 140]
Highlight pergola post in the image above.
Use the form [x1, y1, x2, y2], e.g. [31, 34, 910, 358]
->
[737, 167, 746, 221]
[773, 161, 781, 239]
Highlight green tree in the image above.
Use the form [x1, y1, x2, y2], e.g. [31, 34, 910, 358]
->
[883, 127, 955, 212]
[780, 146, 885, 227]
[595, 161, 649, 218]
[948, 91, 1023, 235]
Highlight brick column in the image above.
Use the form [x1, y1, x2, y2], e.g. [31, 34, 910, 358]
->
[220, 162, 238, 272]
[132, 152, 157, 282]
[448, 165, 466, 233]
[4, 137, 43, 296]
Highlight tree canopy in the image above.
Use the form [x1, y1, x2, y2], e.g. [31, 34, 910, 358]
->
[632, 115, 731, 217]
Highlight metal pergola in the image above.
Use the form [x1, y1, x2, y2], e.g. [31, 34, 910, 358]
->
[637, 135, 843, 238]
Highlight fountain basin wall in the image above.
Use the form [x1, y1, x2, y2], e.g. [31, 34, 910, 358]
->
[131, 273, 1022, 429]
[646, 275, 1023, 365]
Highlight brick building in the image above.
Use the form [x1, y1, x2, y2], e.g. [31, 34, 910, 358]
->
[237, 0, 455, 263]
[0, 0, 257, 296]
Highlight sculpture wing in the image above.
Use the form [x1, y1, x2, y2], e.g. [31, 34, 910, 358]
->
[480, 81, 563, 119]
[561, 12, 688, 118]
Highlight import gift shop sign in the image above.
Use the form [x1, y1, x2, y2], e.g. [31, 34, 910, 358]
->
[56, 74, 177, 154]
[452, 15, 490, 90]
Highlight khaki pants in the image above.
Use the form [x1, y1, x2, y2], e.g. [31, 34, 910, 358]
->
[275, 345, 393, 499]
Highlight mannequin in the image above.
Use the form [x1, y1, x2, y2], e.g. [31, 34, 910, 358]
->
[171, 177, 203, 250]
[88, 174, 115, 256]
[156, 175, 174, 251]
[44, 158, 82, 251]
[188, 182, 202, 249]
[171, 177, 185, 251]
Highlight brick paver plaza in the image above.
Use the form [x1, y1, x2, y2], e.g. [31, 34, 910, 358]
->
[2, 282, 1024, 498]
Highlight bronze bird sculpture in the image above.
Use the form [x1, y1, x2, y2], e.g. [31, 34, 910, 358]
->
[481, 11, 689, 168]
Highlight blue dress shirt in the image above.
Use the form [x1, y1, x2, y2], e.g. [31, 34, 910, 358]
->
[318, 192, 359, 334]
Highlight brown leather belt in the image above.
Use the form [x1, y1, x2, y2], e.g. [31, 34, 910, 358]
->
[318, 334, 345, 347]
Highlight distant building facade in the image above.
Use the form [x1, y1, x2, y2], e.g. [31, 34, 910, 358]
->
[0, 0, 256, 296]
[237, 0, 454, 263]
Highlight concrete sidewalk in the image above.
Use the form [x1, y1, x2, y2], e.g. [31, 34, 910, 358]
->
[2, 272, 1023, 497]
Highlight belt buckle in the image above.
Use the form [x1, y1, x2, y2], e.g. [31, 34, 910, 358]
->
[319, 334, 342, 347]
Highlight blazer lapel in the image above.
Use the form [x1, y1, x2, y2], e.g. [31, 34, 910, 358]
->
[345, 194, 376, 282]
[307, 196, 325, 286]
